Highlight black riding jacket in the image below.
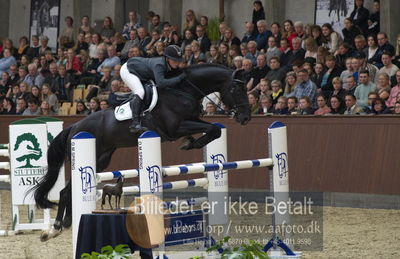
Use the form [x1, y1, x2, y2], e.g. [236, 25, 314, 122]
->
[126, 56, 186, 88]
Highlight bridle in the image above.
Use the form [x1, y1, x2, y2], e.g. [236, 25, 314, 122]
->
[186, 69, 247, 118]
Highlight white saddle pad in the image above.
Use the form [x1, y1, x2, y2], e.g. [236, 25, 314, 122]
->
[114, 86, 158, 121]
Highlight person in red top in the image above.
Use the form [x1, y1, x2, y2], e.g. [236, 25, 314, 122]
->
[283, 20, 297, 49]
[66, 48, 83, 75]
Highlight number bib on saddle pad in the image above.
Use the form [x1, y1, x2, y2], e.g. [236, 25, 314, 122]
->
[114, 84, 158, 121]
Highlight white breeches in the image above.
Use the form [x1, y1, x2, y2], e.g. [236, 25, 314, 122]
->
[120, 63, 145, 99]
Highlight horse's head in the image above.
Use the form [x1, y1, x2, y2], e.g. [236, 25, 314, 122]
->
[223, 69, 251, 125]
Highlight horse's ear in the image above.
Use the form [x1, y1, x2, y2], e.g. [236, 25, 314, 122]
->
[232, 69, 245, 80]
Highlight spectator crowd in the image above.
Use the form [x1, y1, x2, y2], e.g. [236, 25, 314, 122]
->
[1, 0, 400, 117]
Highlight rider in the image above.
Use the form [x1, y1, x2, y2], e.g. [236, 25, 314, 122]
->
[120, 45, 186, 133]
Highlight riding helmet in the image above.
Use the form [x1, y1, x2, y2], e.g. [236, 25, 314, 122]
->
[164, 45, 183, 62]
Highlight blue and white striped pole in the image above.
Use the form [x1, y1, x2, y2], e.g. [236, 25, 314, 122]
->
[71, 132, 97, 259]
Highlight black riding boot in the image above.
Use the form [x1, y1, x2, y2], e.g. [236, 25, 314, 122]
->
[129, 95, 148, 133]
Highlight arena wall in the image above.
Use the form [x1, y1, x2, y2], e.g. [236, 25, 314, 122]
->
[1, 115, 399, 195]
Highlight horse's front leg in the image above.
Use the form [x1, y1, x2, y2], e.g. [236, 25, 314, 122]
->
[175, 120, 221, 150]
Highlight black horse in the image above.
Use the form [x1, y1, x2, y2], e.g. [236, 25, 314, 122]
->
[31, 64, 251, 241]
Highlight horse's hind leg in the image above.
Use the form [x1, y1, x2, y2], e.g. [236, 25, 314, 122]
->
[40, 181, 71, 241]
[62, 182, 72, 228]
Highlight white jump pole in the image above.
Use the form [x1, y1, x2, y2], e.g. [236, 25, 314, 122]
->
[205, 123, 228, 227]
[71, 132, 97, 259]
[266, 121, 296, 256]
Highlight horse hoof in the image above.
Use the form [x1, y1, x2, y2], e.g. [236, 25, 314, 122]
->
[40, 227, 61, 242]
[179, 136, 195, 150]
[62, 217, 72, 228]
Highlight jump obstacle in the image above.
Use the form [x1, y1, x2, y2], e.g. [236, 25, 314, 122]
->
[71, 121, 301, 259]
[0, 117, 65, 235]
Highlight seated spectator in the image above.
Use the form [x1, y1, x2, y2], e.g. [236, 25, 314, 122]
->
[137, 27, 152, 55]
[2, 38, 18, 58]
[0, 71, 10, 97]
[145, 30, 161, 54]
[344, 93, 364, 115]
[181, 29, 195, 52]
[354, 35, 368, 57]
[184, 9, 199, 35]
[86, 66, 112, 102]
[74, 32, 89, 54]
[270, 22, 282, 47]
[350, 0, 370, 36]
[294, 69, 317, 107]
[259, 95, 274, 114]
[244, 41, 259, 66]
[294, 21, 306, 40]
[75, 100, 89, 115]
[393, 34, 400, 68]
[100, 16, 116, 44]
[97, 46, 121, 75]
[149, 41, 165, 58]
[53, 64, 74, 102]
[0, 48, 17, 75]
[265, 57, 286, 86]
[372, 97, 391, 114]
[242, 22, 257, 44]
[248, 92, 260, 115]
[66, 48, 83, 76]
[340, 58, 354, 89]
[393, 101, 400, 114]
[252, 1, 265, 31]
[29, 85, 41, 102]
[88, 97, 100, 115]
[149, 14, 162, 33]
[17, 36, 29, 60]
[121, 30, 139, 60]
[370, 32, 395, 68]
[330, 77, 347, 100]
[304, 37, 318, 62]
[287, 37, 306, 66]
[207, 45, 222, 65]
[320, 55, 343, 98]
[346, 75, 358, 95]
[195, 25, 211, 54]
[39, 100, 55, 115]
[27, 35, 40, 60]
[284, 71, 298, 97]
[279, 38, 292, 67]
[15, 97, 26, 115]
[321, 23, 342, 54]
[311, 25, 324, 47]
[270, 80, 283, 106]
[298, 96, 314, 115]
[334, 43, 354, 69]
[273, 96, 289, 115]
[188, 41, 206, 65]
[122, 10, 141, 39]
[367, 35, 379, 63]
[41, 83, 59, 113]
[22, 97, 40, 115]
[255, 20, 271, 51]
[342, 18, 361, 47]
[17, 81, 30, 102]
[283, 20, 296, 49]
[386, 70, 400, 107]
[2, 97, 16, 114]
[240, 42, 248, 57]
[287, 96, 298, 114]
[232, 56, 243, 70]
[8, 64, 19, 86]
[328, 95, 345, 114]
[311, 62, 325, 89]
[316, 46, 330, 64]
[314, 94, 331, 115]
[266, 36, 281, 65]
[222, 27, 241, 48]
[56, 48, 67, 66]
[376, 73, 391, 101]
[250, 53, 269, 88]
[379, 51, 399, 78]
[6, 85, 20, 104]
[100, 99, 109, 110]
[218, 43, 231, 67]
[363, 91, 379, 113]
[89, 33, 107, 59]
[355, 70, 377, 107]
[39, 36, 51, 56]
[204, 102, 217, 115]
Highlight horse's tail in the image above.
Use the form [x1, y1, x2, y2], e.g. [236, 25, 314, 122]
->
[32, 126, 72, 209]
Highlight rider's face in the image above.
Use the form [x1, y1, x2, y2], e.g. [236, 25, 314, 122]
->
[167, 58, 180, 69]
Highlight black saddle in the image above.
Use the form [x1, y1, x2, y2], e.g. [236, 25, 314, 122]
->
[118, 81, 155, 110]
